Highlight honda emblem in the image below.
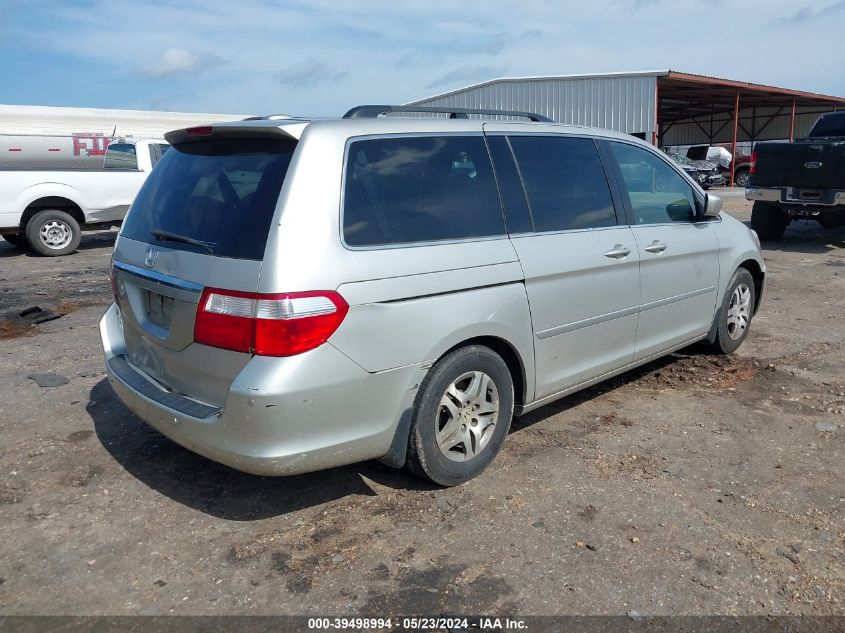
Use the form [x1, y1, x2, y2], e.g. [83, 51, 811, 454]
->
[144, 247, 158, 268]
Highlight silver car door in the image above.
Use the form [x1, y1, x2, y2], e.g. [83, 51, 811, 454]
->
[606, 140, 720, 361]
[487, 133, 641, 400]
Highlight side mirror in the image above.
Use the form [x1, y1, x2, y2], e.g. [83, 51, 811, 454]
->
[702, 193, 722, 218]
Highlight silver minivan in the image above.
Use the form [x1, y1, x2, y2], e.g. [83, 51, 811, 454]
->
[100, 105, 765, 486]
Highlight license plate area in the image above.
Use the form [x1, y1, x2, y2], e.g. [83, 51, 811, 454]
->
[146, 290, 174, 328]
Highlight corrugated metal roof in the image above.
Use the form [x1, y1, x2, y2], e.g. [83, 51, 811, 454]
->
[408, 70, 670, 105]
[663, 71, 845, 103]
[411, 69, 845, 107]
[410, 72, 660, 135]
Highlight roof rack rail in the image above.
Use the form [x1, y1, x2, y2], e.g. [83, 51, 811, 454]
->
[342, 105, 552, 123]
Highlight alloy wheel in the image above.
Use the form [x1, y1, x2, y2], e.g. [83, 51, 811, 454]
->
[726, 283, 751, 340]
[435, 371, 499, 462]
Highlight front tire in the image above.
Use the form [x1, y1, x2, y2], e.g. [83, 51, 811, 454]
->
[710, 268, 756, 354]
[750, 202, 788, 241]
[406, 345, 514, 486]
[25, 210, 81, 256]
[735, 169, 750, 187]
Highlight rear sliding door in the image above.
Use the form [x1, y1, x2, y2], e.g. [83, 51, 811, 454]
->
[486, 134, 641, 400]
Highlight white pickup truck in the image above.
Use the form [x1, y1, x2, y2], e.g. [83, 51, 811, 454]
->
[0, 137, 168, 256]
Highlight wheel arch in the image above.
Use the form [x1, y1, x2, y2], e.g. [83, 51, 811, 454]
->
[21, 197, 85, 229]
[738, 258, 765, 314]
[378, 333, 531, 470]
[438, 335, 528, 411]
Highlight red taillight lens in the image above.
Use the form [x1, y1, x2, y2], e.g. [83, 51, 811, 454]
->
[186, 125, 213, 137]
[194, 288, 349, 356]
[749, 150, 757, 175]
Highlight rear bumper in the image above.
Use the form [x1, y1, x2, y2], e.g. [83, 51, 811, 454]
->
[99, 303, 422, 476]
[746, 187, 845, 207]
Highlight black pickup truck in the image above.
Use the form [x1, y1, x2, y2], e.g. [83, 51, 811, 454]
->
[746, 111, 845, 240]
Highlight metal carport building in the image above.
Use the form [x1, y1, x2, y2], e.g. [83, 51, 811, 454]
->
[409, 70, 845, 185]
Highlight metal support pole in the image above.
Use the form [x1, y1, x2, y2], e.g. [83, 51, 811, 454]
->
[789, 98, 796, 141]
[730, 91, 740, 187]
[709, 105, 714, 143]
[653, 81, 660, 146]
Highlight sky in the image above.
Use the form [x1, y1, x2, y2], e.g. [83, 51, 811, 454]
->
[1, 0, 844, 117]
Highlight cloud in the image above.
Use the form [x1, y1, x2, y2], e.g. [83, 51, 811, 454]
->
[610, 0, 661, 8]
[520, 29, 543, 40]
[396, 30, 541, 70]
[136, 47, 223, 77]
[275, 56, 349, 88]
[3, 0, 844, 117]
[779, 0, 845, 25]
[425, 65, 507, 90]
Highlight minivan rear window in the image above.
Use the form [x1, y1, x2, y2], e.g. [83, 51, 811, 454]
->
[342, 136, 505, 247]
[120, 138, 296, 260]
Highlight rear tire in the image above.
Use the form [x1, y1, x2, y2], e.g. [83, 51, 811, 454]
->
[406, 345, 514, 486]
[818, 215, 845, 229]
[25, 210, 81, 257]
[751, 202, 788, 241]
[709, 267, 756, 355]
[2, 234, 29, 249]
[734, 169, 750, 187]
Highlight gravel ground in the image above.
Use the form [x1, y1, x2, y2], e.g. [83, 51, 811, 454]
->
[0, 190, 843, 616]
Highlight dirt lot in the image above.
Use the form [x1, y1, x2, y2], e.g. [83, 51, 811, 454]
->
[1, 189, 843, 617]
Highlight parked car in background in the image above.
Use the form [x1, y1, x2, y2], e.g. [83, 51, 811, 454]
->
[668, 153, 725, 189]
[746, 111, 845, 239]
[687, 144, 752, 187]
[0, 137, 168, 255]
[100, 106, 765, 486]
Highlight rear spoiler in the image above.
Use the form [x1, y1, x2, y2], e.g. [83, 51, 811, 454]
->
[165, 121, 306, 146]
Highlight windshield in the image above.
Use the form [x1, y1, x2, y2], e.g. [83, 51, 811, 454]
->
[120, 138, 296, 260]
[809, 113, 845, 137]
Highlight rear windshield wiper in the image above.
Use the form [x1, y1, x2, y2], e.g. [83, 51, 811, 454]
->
[149, 228, 215, 254]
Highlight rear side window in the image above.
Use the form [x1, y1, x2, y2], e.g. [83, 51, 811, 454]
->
[120, 138, 296, 260]
[342, 135, 505, 247]
[508, 136, 617, 232]
[486, 136, 533, 234]
[148, 143, 170, 168]
[686, 146, 707, 161]
[810, 113, 845, 137]
[104, 143, 138, 169]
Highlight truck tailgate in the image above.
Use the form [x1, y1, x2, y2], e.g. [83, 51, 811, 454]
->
[753, 139, 845, 189]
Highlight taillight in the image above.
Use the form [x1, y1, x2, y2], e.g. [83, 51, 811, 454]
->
[194, 288, 349, 356]
[186, 126, 213, 137]
[749, 150, 757, 175]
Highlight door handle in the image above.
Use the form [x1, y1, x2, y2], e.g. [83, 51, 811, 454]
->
[604, 244, 631, 259]
[644, 240, 668, 254]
